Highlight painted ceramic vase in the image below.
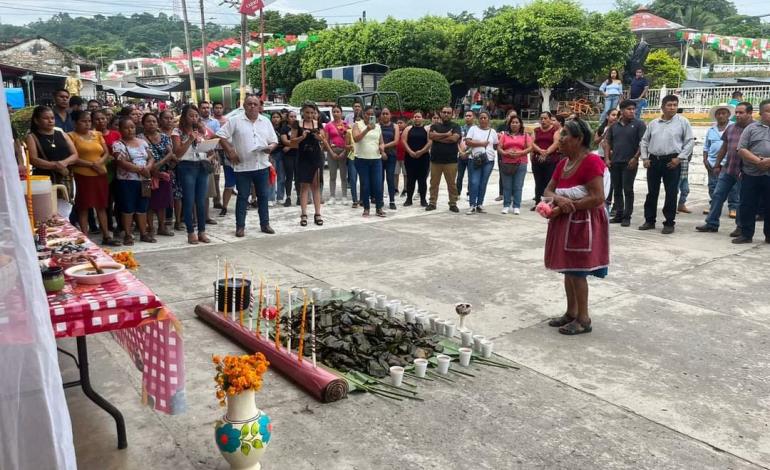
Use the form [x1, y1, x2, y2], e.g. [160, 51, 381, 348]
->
[214, 390, 272, 470]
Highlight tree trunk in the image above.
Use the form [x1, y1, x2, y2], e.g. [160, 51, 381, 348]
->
[539, 87, 552, 112]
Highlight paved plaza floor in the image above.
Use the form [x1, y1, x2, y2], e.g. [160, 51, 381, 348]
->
[60, 152, 770, 469]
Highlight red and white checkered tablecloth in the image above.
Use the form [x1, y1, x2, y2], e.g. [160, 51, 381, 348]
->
[47, 221, 185, 415]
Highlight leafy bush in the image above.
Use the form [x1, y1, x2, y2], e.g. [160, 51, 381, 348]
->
[289, 79, 359, 106]
[644, 50, 686, 88]
[377, 68, 451, 112]
[10, 106, 34, 138]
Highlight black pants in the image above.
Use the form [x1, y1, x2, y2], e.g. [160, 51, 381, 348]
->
[405, 155, 429, 203]
[282, 152, 300, 200]
[610, 161, 638, 221]
[643, 157, 681, 226]
[532, 160, 557, 203]
[738, 174, 770, 239]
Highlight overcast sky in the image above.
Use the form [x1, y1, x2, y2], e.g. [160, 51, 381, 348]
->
[0, 0, 765, 27]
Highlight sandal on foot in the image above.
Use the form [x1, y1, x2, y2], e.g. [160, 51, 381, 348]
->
[300, 214, 308, 227]
[102, 237, 122, 247]
[548, 314, 576, 327]
[174, 222, 184, 231]
[123, 235, 135, 246]
[187, 234, 199, 245]
[140, 234, 157, 243]
[156, 229, 175, 237]
[558, 320, 592, 335]
[376, 209, 386, 218]
[314, 214, 324, 226]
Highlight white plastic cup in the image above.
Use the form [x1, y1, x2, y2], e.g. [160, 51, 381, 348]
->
[481, 340, 494, 358]
[418, 314, 430, 329]
[460, 329, 473, 347]
[331, 287, 342, 298]
[389, 366, 405, 387]
[404, 308, 417, 324]
[436, 354, 451, 375]
[473, 335, 486, 353]
[458, 347, 472, 367]
[360, 290, 372, 301]
[435, 319, 447, 334]
[414, 313, 427, 328]
[402, 304, 414, 313]
[386, 303, 397, 318]
[376, 294, 388, 309]
[413, 358, 428, 378]
[351, 287, 362, 297]
[365, 297, 377, 309]
[427, 314, 440, 332]
[389, 299, 401, 312]
[311, 287, 323, 301]
[444, 321, 456, 338]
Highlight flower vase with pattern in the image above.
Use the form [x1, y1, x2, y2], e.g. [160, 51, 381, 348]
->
[214, 390, 272, 470]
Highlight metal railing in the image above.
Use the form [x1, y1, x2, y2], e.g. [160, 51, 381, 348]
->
[642, 85, 770, 115]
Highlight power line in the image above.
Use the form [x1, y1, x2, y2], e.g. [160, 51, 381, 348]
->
[308, 0, 372, 14]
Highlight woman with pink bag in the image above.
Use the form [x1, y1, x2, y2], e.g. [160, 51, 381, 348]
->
[139, 113, 176, 237]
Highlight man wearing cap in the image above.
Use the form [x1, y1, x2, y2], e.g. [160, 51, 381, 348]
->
[732, 99, 770, 244]
[697, 102, 753, 236]
[702, 104, 736, 215]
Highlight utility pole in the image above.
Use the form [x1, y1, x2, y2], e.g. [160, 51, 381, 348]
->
[199, 0, 210, 101]
[240, 13, 248, 106]
[180, 0, 198, 104]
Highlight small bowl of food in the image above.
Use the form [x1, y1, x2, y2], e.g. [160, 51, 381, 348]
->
[65, 262, 125, 284]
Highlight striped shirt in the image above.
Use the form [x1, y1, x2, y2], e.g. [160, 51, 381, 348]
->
[721, 120, 752, 177]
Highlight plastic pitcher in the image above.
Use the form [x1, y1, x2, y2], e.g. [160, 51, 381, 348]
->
[20, 175, 69, 221]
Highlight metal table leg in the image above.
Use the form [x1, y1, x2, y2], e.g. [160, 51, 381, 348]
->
[62, 336, 128, 449]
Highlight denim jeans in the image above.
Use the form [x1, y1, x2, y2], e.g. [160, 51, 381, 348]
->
[707, 170, 717, 201]
[610, 161, 638, 221]
[737, 174, 770, 239]
[235, 168, 270, 229]
[678, 177, 690, 206]
[633, 98, 647, 119]
[600, 95, 620, 122]
[347, 158, 358, 202]
[644, 157, 680, 226]
[468, 159, 494, 207]
[177, 161, 209, 234]
[355, 158, 383, 210]
[383, 154, 397, 203]
[456, 157, 469, 196]
[268, 152, 285, 202]
[705, 172, 741, 229]
[501, 163, 528, 208]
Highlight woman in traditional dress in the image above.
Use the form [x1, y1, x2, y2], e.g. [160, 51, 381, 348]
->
[543, 119, 609, 335]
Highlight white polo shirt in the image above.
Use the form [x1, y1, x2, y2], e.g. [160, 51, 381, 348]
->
[216, 113, 277, 172]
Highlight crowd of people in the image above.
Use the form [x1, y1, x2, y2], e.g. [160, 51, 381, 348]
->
[16, 84, 770, 252]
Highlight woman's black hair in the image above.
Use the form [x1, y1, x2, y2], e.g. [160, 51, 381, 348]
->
[606, 68, 620, 84]
[562, 118, 593, 149]
[478, 111, 490, 120]
[91, 109, 107, 121]
[71, 109, 90, 123]
[540, 111, 553, 119]
[118, 115, 134, 130]
[555, 115, 566, 126]
[596, 110, 618, 135]
[30, 105, 54, 133]
[141, 112, 158, 125]
[178, 104, 199, 131]
[331, 104, 343, 113]
[507, 115, 525, 135]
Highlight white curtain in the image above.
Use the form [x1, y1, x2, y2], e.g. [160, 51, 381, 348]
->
[0, 76, 77, 468]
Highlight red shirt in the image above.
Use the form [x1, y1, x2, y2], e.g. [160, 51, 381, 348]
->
[552, 153, 605, 190]
[498, 132, 531, 164]
[103, 129, 121, 150]
[396, 136, 406, 161]
[324, 121, 349, 148]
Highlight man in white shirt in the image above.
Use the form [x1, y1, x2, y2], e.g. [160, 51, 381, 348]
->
[217, 96, 278, 236]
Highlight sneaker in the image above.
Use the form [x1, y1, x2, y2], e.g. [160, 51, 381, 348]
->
[466, 207, 476, 215]
[495, 196, 503, 202]
[638, 222, 656, 231]
[695, 224, 718, 233]
[732, 236, 753, 244]
[620, 219, 630, 227]
[513, 208, 521, 215]
[268, 200, 275, 207]
[425, 204, 436, 211]
[449, 205, 459, 213]
[389, 202, 397, 210]
[476, 206, 486, 214]
[352, 202, 359, 209]
[661, 225, 675, 234]
[729, 210, 737, 219]
[501, 207, 510, 214]
[729, 228, 742, 238]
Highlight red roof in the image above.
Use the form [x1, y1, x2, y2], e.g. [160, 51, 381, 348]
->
[630, 7, 683, 32]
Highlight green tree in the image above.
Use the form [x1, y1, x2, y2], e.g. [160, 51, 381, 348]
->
[716, 15, 770, 38]
[648, 0, 736, 24]
[377, 67, 452, 112]
[289, 79, 359, 106]
[672, 5, 719, 31]
[447, 11, 478, 23]
[248, 50, 309, 95]
[613, 0, 641, 17]
[644, 50, 686, 87]
[249, 12, 326, 35]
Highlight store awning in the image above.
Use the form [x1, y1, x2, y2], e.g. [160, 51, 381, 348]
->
[102, 86, 170, 99]
[139, 75, 236, 93]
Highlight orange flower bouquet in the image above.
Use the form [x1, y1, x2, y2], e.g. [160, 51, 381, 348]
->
[212, 353, 270, 406]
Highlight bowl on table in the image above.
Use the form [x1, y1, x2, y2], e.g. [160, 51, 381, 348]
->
[65, 262, 125, 285]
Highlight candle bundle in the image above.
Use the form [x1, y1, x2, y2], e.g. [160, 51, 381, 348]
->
[297, 290, 308, 363]
[287, 289, 293, 352]
[311, 302, 317, 368]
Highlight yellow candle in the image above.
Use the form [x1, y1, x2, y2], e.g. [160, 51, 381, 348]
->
[297, 289, 308, 364]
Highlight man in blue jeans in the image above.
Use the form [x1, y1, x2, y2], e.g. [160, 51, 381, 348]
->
[696, 102, 753, 236]
[629, 68, 649, 120]
[217, 95, 278, 236]
[457, 110, 476, 197]
[733, 99, 770, 244]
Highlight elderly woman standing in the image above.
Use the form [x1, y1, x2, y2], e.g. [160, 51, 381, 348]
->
[543, 119, 609, 335]
[140, 113, 176, 237]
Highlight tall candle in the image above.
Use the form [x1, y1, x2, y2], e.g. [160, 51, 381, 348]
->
[230, 264, 237, 322]
[223, 262, 229, 319]
[274, 285, 281, 349]
[239, 271, 246, 327]
[214, 256, 220, 313]
[297, 290, 308, 364]
[311, 303, 317, 368]
[256, 277, 264, 337]
[287, 288, 292, 352]
[249, 270, 255, 331]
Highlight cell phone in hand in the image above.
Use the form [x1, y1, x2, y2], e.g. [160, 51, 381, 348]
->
[369, 116, 376, 126]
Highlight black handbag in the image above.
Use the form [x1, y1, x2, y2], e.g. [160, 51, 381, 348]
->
[471, 129, 492, 168]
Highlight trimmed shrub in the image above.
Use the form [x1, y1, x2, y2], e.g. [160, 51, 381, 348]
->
[377, 67, 451, 113]
[289, 79, 359, 106]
